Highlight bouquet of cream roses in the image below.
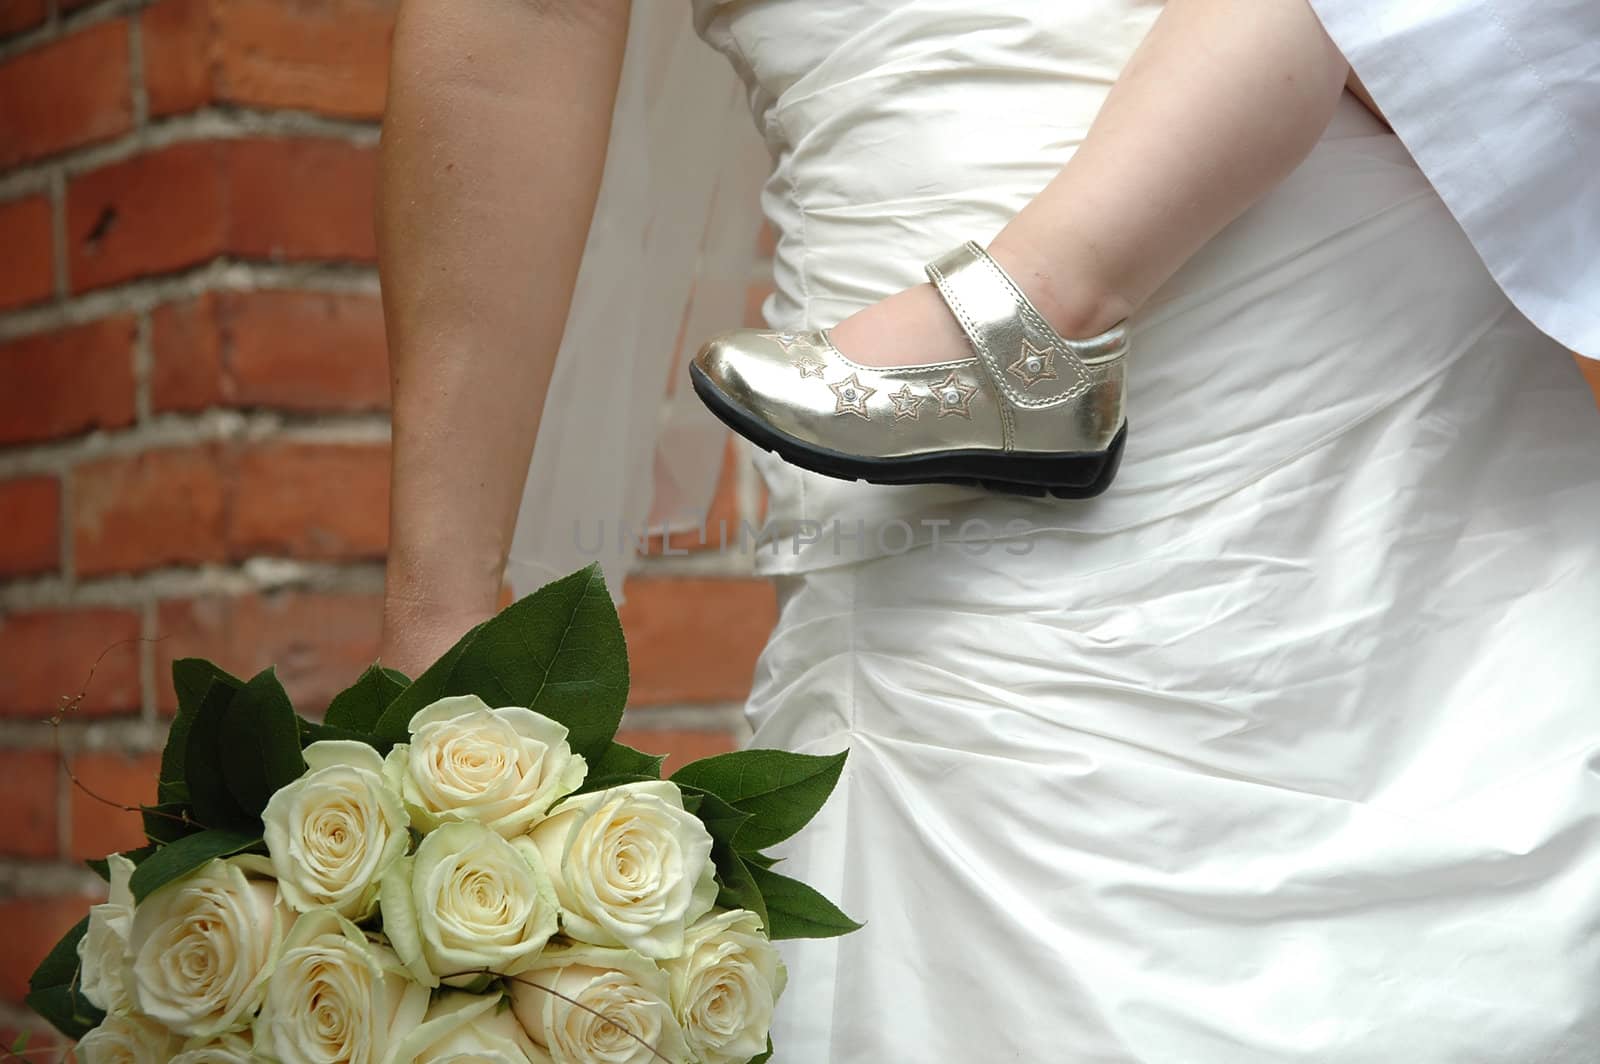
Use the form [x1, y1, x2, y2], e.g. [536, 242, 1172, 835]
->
[27, 565, 857, 1063]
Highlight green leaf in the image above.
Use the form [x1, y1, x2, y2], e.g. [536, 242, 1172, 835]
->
[712, 844, 768, 932]
[10, 1031, 29, 1055]
[589, 741, 665, 780]
[374, 564, 629, 761]
[25, 984, 103, 1042]
[743, 851, 781, 870]
[142, 802, 196, 845]
[26, 915, 104, 1040]
[162, 659, 243, 804]
[185, 678, 255, 829]
[128, 828, 261, 904]
[29, 916, 89, 993]
[576, 774, 662, 794]
[297, 716, 387, 751]
[171, 658, 243, 719]
[86, 842, 159, 880]
[218, 669, 307, 819]
[745, 864, 862, 941]
[748, 1036, 774, 1064]
[678, 784, 753, 848]
[573, 741, 667, 796]
[670, 749, 848, 851]
[325, 662, 410, 732]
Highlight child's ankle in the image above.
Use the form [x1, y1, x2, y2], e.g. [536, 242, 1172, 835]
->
[986, 238, 1135, 340]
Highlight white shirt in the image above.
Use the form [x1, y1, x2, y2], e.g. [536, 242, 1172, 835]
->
[1310, 0, 1600, 359]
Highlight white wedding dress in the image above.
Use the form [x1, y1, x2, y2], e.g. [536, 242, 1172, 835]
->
[681, 2, 1600, 1059]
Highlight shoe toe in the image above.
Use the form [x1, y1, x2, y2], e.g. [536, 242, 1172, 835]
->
[692, 330, 781, 411]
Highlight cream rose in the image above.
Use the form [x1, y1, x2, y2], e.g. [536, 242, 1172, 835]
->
[263, 739, 409, 920]
[389, 991, 553, 1063]
[384, 694, 587, 837]
[530, 781, 717, 959]
[170, 1031, 254, 1064]
[510, 943, 689, 1064]
[380, 820, 560, 988]
[663, 909, 787, 1064]
[128, 855, 291, 1038]
[254, 909, 430, 1064]
[78, 852, 137, 1014]
[75, 1012, 181, 1064]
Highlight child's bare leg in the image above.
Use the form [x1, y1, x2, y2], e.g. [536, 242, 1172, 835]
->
[830, 0, 1350, 366]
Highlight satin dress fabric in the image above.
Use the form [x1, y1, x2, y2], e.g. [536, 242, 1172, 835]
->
[692, 2, 1600, 1059]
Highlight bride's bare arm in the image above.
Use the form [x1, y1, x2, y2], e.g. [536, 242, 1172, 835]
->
[377, 0, 630, 674]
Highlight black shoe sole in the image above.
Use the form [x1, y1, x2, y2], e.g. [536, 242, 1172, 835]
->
[689, 363, 1125, 499]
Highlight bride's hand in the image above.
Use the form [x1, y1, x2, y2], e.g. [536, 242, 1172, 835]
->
[378, 567, 500, 678]
[379, 594, 492, 679]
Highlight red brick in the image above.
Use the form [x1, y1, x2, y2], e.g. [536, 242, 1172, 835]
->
[216, 0, 395, 118]
[143, 0, 395, 120]
[73, 445, 228, 576]
[0, 19, 132, 167]
[613, 728, 739, 776]
[231, 441, 389, 560]
[66, 750, 161, 860]
[230, 290, 389, 408]
[0, 895, 104, 1007]
[151, 290, 389, 413]
[0, 195, 53, 310]
[66, 140, 230, 292]
[66, 138, 378, 292]
[0, 751, 62, 858]
[148, 292, 226, 411]
[71, 439, 390, 576]
[618, 577, 776, 706]
[227, 138, 377, 261]
[0, 317, 137, 445]
[140, 0, 212, 116]
[155, 590, 383, 715]
[0, 476, 61, 577]
[0, 0, 48, 37]
[0, 608, 142, 719]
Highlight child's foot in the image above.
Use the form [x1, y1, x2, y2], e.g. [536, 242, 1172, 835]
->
[828, 242, 1129, 368]
[689, 241, 1131, 498]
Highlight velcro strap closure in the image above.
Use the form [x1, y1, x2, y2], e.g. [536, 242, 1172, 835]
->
[925, 241, 1127, 411]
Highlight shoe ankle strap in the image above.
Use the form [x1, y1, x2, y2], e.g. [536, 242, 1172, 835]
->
[925, 241, 1128, 411]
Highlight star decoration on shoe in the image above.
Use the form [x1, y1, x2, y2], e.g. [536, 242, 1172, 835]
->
[1008, 337, 1059, 387]
[829, 373, 876, 419]
[888, 383, 929, 421]
[931, 370, 979, 418]
[795, 355, 827, 379]
[770, 332, 806, 352]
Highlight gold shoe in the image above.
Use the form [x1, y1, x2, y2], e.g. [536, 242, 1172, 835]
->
[690, 242, 1128, 497]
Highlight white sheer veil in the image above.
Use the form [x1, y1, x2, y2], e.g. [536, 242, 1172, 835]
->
[505, 1, 767, 601]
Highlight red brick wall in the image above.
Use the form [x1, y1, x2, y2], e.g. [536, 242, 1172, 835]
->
[0, 0, 775, 1047]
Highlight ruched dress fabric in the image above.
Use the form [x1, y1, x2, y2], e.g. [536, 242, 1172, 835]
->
[690, 2, 1600, 1059]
